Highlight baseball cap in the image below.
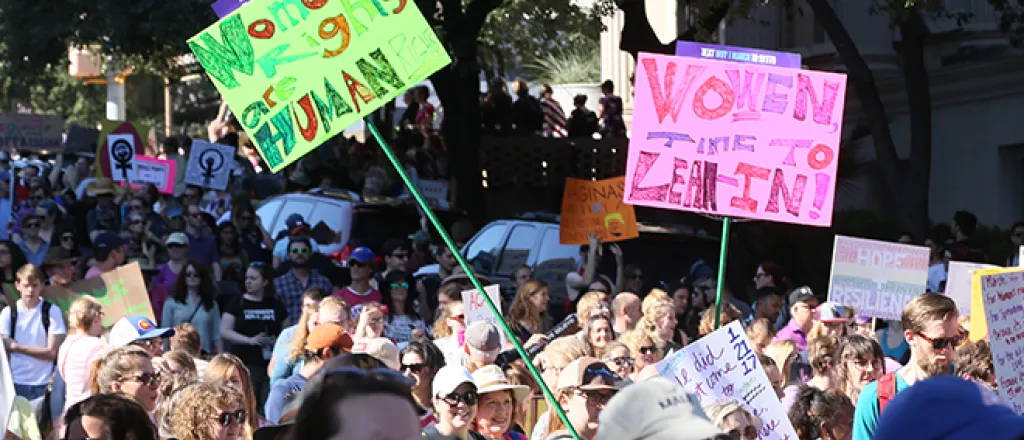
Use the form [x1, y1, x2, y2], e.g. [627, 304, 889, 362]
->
[556, 357, 620, 392]
[351, 337, 399, 370]
[108, 315, 175, 349]
[432, 365, 476, 398]
[817, 301, 848, 323]
[165, 232, 189, 246]
[285, 214, 308, 232]
[348, 246, 375, 265]
[93, 232, 126, 260]
[597, 377, 722, 440]
[789, 286, 817, 306]
[464, 321, 501, 353]
[304, 323, 354, 353]
[875, 376, 1024, 440]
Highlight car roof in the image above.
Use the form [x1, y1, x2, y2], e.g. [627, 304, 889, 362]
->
[513, 212, 718, 241]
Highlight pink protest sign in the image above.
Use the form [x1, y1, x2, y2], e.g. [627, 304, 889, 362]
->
[129, 155, 176, 195]
[624, 52, 848, 226]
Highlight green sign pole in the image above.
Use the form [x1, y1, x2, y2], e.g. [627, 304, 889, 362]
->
[713, 216, 731, 329]
[364, 119, 581, 440]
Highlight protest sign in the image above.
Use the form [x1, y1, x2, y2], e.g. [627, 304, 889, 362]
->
[945, 261, 998, 315]
[188, 0, 452, 174]
[624, 52, 847, 226]
[827, 235, 929, 321]
[676, 42, 802, 68]
[0, 113, 64, 150]
[0, 343, 13, 437]
[969, 267, 1012, 342]
[462, 284, 502, 327]
[657, 321, 798, 440]
[65, 124, 101, 155]
[978, 268, 1024, 413]
[560, 177, 639, 245]
[185, 140, 236, 190]
[2, 263, 154, 327]
[96, 121, 148, 181]
[130, 156, 176, 194]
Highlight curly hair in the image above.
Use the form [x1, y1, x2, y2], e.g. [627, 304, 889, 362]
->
[807, 335, 839, 376]
[170, 382, 245, 440]
[787, 386, 854, 440]
[155, 351, 199, 439]
[956, 340, 995, 384]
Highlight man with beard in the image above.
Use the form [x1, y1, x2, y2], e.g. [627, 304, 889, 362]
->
[273, 236, 333, 323]
[852, 293, 961, 440]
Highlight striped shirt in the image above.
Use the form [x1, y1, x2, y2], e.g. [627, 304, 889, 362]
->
[58, 334, 109, 413]
[541, 97, 567, 138]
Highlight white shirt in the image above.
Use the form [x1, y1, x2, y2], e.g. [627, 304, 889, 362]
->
[927, 262, 947, 292]
[0, 300, 67, 385]
[432, 336, 467, 368]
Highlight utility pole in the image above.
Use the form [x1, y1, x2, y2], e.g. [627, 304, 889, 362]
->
[106, 55, 126, 121]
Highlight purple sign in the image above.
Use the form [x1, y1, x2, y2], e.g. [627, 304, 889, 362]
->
[211, 0, 248, 18]
[675, 42, 802, 68]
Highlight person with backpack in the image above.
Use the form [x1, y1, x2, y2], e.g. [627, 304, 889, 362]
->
[851, 293, 961, 440]
[0, 263, 67, 400]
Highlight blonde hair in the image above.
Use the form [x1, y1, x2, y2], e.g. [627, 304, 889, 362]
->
[746, 318, 776, 342]
[506, 280, 550, 334]
[576, 291, 609, 320]
[698, 303, 742, 337]
[170, 382, 245, 440]
[620, 329, 661, 361]
[205, 354, 258, 434]
[902, 293, 958, 334]
[807, 335, 839, 376]
[703, 400, 763, 431]
[764, 339, 798, 384]
[599, 340, 629, 360]
[69, 295, 103, 331]
[287, 288, 332, 362]
[432, 296, 463, 338]
[636, 295, 674, 347]
[541, 336, 591, 371]
[318, 296, 349, 324]
[89, 345, 150, 395]
[16, 263, 44, 284]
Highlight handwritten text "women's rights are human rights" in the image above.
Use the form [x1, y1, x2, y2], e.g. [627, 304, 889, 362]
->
[624, 52, 848, 227]
[188, 0, 450, 172]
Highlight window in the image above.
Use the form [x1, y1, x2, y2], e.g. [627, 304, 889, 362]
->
[255, 199, 283, 236]
[533, 227, 580, 300]
[497, 225, 539, 275]
[463, 224, 508, 275]
[267, 199, 315, 240]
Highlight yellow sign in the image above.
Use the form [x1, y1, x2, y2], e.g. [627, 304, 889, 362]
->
[560, 177, 640, 245]
[188, 0, 451, 173]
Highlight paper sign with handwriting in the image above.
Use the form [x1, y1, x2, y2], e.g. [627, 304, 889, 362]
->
[624, 52, 847, 226]
[827, 235, 929, 321]
[657, 321, 798, 440]
[0, 113, 63, 150]
[188, 0, 452, 173]
[945, 261, 998, 316]
[560, 177, 639, 245]
[979, 268, 1024, 413]
[462, 284, 502, 328]
[130, 155, 176, 194]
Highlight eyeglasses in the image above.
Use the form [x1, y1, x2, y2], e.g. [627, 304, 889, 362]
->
[215, 409, 247, 427]
[573, 389, 614, 407]
[401, 363, 426, 374]
[120, 371, 161, 388]
[442, 390, 479, 406]
[605, 356, 634, 368]
[638, 345, 657, 355]
[916, 331, 963, 350]
[290, 247, 311, 255]
[390, 252, 410, 260]
[390, 281, 409, 290]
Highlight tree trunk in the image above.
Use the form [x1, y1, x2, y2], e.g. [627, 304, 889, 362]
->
[898, 10, 932, 239]
[805, 0, 902, 216]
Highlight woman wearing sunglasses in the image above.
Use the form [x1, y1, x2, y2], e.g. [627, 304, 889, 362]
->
[381, 271, 429, 345]
[88, 345, 160, 414]
[618, 330, 661, 382]
[400, 340, 446, 423]
[431, 365, 486, 440]
[703, 400, 762, 440]
[171, 381, 247, 440]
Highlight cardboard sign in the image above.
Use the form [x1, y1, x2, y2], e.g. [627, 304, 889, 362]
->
[187, 0, 452, 173]
[2, 263, 155, 327]
[969, 267, 1012, 342]
[65, 124, 101, 155]
[624, 52, 847, 226]
[419, 179, 449, 203]
[657, 321, 799, 440]
[96, 121, 148, 181]
[0, 343, 13, 436]
[826, 235, 929, 320]
[462, 284, 502, 328]
[945, 261, 998, 315]
[676, 42, 802, 68]
[0, 113, 64, 150]
[560, 177, 639, 245]
[185, 140, 236, 190]
[978, 268, 1024, 413]
[129, 155, 177, 194]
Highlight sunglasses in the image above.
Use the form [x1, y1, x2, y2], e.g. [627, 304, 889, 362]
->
[606, 356, 635, 367]
[290, 248, 311, 255]
[574, 388, 614, 406]
[449, 313, 465, 322]
[723, 426, 759, 440]
[349, 260, 369, 268]
[215, 409, 247, 427]
[390, 281, 409, 290]
[916, 331, 963, 350]
[61, 235, 74, 243]
[638, 345, 657, 355]
[442, 390, 479, 406]
[401, 363, 426, 374]
[121, 371, 161, 388]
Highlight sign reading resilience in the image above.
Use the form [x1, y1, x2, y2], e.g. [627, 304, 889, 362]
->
[188, 0, 452, 172]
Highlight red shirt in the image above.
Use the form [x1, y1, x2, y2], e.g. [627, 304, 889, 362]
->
[332, 286, 382, 315]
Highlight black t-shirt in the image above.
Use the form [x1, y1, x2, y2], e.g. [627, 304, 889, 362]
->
[226, 296, 288, 367]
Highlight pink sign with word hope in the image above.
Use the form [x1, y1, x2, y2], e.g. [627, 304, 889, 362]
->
[624, 52, 848, 226]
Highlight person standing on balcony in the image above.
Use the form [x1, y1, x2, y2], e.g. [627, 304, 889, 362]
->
[539, 84, 567, 138]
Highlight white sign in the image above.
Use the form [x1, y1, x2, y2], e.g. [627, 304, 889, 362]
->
[185, 140, 235, 190]
[106, 133, 136, 182]
[656, 321, 799, 440]
[979, 269, 1024, 413]
[0, 342, 14, 436]
[462, 284, 502, 327]
[945, 261, 998, 315]
[827, 235, 930, 320]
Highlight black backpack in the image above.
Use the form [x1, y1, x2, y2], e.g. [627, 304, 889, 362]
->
[8, 300, 54, 340]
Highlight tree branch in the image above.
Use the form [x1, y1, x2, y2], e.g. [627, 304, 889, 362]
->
[679, 0, 731, 41]
[467, 0, 504, 34]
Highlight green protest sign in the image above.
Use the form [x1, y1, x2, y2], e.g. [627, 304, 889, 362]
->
[188, 0, 451, 173]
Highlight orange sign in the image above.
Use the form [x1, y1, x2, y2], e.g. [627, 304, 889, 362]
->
[559, 177, 639, 245]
